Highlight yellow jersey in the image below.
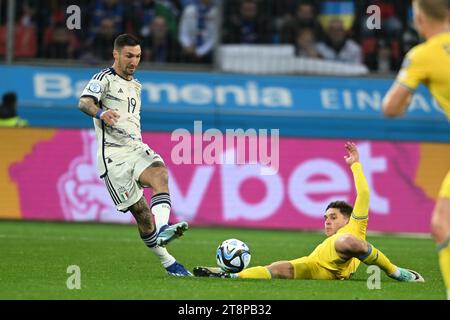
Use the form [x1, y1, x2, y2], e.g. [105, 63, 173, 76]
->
[396, 31, 450, 120]
[290, 163, 370, 280]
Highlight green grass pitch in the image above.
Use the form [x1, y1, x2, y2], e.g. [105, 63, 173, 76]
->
[0, 220, 445, 300]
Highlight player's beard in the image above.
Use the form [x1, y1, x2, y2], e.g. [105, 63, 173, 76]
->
[118, 58, 136, 77]
[123, 65, 135, 77]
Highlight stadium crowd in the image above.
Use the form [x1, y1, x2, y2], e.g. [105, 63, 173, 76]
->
[0, 0, 420, 73]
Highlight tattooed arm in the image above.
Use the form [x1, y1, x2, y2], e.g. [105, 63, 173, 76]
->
[78, 96, 100, 117]
[78, 96, 120, 126]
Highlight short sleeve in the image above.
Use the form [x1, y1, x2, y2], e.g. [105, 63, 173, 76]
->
[396, 46, 428, 92]
[80, 72, 110, 104]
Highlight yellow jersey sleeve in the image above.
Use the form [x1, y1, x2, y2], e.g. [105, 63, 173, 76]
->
[439, 170, 450, 198]
[351, 162, 370, 218]
[396, 45, 428, 92]
[337, 162, 369, 239]
[394, 33, 450, 119]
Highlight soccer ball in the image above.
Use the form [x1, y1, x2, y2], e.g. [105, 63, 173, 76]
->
[216, 238, 251, 273]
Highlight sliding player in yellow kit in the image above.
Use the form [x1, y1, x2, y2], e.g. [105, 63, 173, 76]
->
[194, 142, 424, 283]
[382, 0, 450, 299]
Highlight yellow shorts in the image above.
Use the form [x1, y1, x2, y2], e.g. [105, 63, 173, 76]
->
[439, 170, 450, 198]
[289, 256, 336, 280]
[289, 233, 360, 280]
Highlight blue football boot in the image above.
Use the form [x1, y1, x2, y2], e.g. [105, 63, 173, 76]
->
[156, 221, 189, 247]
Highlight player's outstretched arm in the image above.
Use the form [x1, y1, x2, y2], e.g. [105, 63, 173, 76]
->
[382, 83, 413, 117]
[78, 97, 119, 126]
[345, 142, 370, 218]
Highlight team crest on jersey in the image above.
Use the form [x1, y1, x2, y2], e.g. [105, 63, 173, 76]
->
[119, 192, 129, 201]
[88, 83, 102, 93]
[118, 186, 130, 201]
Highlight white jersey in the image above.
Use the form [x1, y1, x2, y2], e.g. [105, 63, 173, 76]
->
[81, 67, 148, 177]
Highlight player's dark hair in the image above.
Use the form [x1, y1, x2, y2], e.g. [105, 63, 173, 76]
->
[414, 0, 449, 22]
[114, 34, 141, 50]
[326, 201, 353, 218]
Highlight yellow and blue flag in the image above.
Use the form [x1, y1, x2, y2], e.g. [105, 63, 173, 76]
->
[319, 1, 355, 31]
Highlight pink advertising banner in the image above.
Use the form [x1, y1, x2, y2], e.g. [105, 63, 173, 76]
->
[3, 128, 449, 233]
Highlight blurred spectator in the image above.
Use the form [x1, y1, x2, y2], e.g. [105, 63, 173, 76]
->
[92, 0, 125, 35]
[178, 0, 218, 64]
[16, 0, 37, 28]
[8, 0, 38, 58]
[316, 18, 362, 64]
[0, 92, 28, 128]
[222, 0, 274, 44]
[179, 0, 196, 9]
[358, 0, 405, 72]
[43, 21, 80, 59]
[142, 16, 180, 63]
[83, 17, 118, 62]
[42, 9, 80, 59]
[273, 0, 304, 20]
[280, 1, 324, 44]
[359, 0, 404, 41]
[128, 0, 179, 39]
[402, 4, 420, 55]
[376, 39, 393, 73]
[0, 0, 423, 74]
[294, 28, 320, 58]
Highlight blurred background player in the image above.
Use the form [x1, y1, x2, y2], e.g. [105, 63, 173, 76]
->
[78, 33, 192, 276]
[382, 0, 450, 299]
[0, 92, 28, 128]
[194, 142, 424, 283]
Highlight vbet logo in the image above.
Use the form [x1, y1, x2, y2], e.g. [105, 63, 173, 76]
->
[168, 136, 389, 223]
[58, 129, 390, 224]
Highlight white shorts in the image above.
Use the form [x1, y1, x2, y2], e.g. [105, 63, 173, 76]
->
[102, 148, 165, 212]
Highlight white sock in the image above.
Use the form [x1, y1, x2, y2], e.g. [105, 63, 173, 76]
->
[390, 267, 401, 278]
[150, 246, 176, 268]
[151, 193, 171, 232]
[141, 232, 175, 268]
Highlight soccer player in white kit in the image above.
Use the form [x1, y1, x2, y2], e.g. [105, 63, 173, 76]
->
[78, 34, 192, 276]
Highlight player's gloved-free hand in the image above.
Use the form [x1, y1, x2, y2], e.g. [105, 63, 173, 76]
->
[344, 141, 359, 166]
[97, 110, 120, 126]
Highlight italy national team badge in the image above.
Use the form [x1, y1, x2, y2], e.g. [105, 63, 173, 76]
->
[88, 83, 102, 93]
[120, 191, 129, 201]
[118, 187, 130, 201]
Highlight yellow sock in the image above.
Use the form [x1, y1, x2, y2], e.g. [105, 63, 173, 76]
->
[359, 243, 397, 276]
[437, 237, 450, 299]
[237, 266, 272, 279]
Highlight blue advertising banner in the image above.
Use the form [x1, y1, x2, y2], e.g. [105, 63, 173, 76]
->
[0, 65, 448, 141]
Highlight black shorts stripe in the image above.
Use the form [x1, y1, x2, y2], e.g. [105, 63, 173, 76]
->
[104, 177, 119, 205]
[106, 175, 122, 204]
[105, 175, 121, 205]
[107, 175, 122, 204]
[104, 179, 119, 205]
